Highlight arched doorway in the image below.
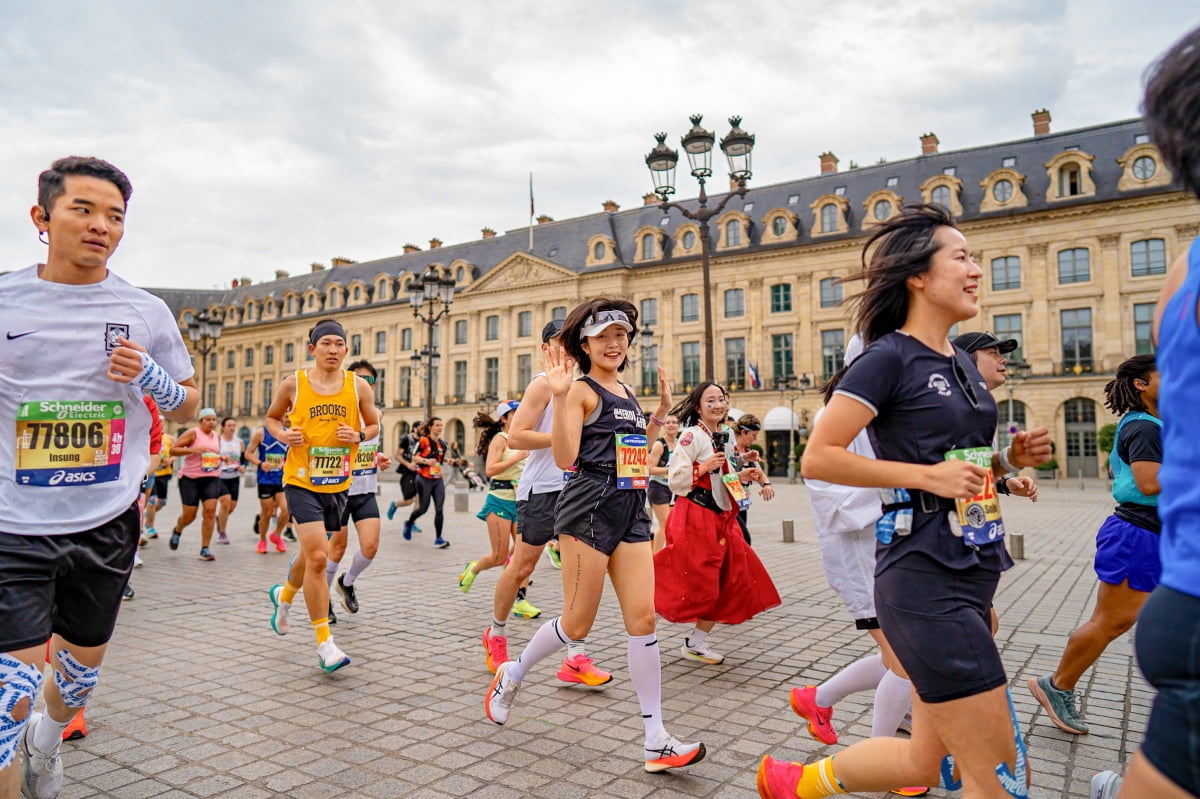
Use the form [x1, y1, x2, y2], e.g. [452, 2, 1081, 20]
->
[1063, 397, 1099, 478]
[762, 406, 799, 478]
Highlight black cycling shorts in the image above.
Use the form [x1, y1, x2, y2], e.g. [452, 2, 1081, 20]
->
[0, 503, 140, 651]
[285, 485, 348, 533]
[340, 493, 380, 526]
[257, 483, 284, 500]
[178, 475, 221, 506]
[218, 476, 241, 502]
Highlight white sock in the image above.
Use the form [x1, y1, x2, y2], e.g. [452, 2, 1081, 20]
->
[627, 633, 666, 745]
[509, 617, 569, 683]
[815, 653, 885, 708]
[871, 668, 914, 738]
[566, 639, 587, 659]
[324, 558, 338, 588]
[685, 627, 708, 650]
[491, 618, 507, 636]
[343, 552, 372, 585]
[32, 712, 70, 754]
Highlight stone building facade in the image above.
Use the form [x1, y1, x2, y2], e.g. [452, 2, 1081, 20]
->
[150, 112, 1198, 478]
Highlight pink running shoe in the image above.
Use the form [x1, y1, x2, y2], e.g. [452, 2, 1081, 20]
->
[482, 627, 509, 674]
[256, 540, 268, 554]
[789, 685, 838, 745]
[556, 654, 613, 687]
[757, 754, 806, 799]
[269, 531, 287, 553]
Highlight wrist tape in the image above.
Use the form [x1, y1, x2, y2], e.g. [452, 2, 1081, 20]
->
[135, 352, 187, 411]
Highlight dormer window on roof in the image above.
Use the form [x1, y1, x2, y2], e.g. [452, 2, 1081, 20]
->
[886, 176, 899, 187]
[834, 186, 846, 196]
[787, 194, 800, 205]
[942, 167, 957, 176]
[743, 201, 754, 212]
[1133, 157, 1156, 180]
[1135, 133, 1150, 144]
[660, 216, 670, 226]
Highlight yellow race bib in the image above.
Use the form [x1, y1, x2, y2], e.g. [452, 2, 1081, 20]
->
[944, 446, 1005, 546]
[15, 400, 125, 487]
[614, 433, 648, 490]
[309, 446, 351, 486]
[352, 443, 378, 477]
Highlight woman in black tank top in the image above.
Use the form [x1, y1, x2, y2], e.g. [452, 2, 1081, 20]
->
[483, 298, 707, 773]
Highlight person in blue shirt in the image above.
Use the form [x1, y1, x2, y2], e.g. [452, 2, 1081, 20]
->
[1029, 355, 1160, 736]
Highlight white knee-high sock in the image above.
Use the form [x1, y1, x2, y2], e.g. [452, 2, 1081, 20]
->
[627, 633, 666, 744]
[815, 653, 885, 707]
[508, 617, 570, 684]
[871, 668, 914, 738]
[324, 558, 338, 587]
[343, 552, 372, 585]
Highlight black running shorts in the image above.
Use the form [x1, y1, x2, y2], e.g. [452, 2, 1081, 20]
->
[339, 493, 380, 526]
[647, 481, 673, 507]
[554, 471, 651, 556]
[285, 485, 348, 533]
[178, 475, 221, 506]
[151, 474, 171, 502]
[400, 470, 417, 500]
[257, 483, 284, 500]
[218, 476, 241, 502]
[517, 491, 559, 547]
[874, 553, 1006, 703]
[1137, 585, 1200, 796]
[0, 503, 140, 651]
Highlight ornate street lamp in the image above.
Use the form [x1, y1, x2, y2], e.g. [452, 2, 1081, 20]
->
[645, 115, 756, 381]
[408, 267, 455, 421]
[187, 308, 225, 410]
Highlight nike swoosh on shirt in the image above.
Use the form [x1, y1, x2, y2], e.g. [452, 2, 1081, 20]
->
[5, 331, 36, 340]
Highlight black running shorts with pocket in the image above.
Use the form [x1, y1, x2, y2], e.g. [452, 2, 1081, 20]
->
[285, 485, 348, 534]
[554, 471, 651, 556]
[0, 503, 140, 651]
[517, 490, 559, 548]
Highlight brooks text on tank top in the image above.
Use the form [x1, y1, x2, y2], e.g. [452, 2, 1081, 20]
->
[283, 369, 360, 493]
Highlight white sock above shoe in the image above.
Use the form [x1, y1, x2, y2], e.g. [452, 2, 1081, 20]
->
[32, 712, 70, 753]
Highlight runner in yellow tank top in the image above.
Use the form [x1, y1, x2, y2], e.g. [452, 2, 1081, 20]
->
[264, 319, 379, 674]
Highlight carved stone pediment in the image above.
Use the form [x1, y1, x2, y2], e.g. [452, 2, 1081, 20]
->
[465, 253, 576, 293]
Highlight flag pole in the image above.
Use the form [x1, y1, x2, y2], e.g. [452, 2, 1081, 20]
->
[528, 172, 534, 252]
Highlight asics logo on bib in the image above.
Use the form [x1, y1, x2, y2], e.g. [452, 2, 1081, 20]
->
[48, 470, 98, 485]
[308, 404, 347, 419]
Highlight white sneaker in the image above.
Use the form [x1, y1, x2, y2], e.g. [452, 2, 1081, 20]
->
[133, 551, 144, 568]
[1091, 771, 1122, 799]
[269, 584, 290, 635]
[681, 640, 724, 665]
[485, 661, 520, 725]
[644, 730, 706, 772]
[317, 640, 350, 673]
[21, 712, 64, 799]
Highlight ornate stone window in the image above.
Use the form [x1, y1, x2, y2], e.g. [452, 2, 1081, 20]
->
[325, 284, 343, 309]
[449, 259, 475, 286]
[347, 280, 370, 306]
[761, 209, 798, 244]
[584, 233, 617, 267]
[633, 226, 664, 263]
[716, 211, 751, 250]
[1044, 150, 1096, 202]
[674, 223, 701, 255]
[1116, 144, 1172, 192]
[374, 274, 391, 301]
[809, 194, 850, 236]
[305, 290, 322, 311]
[979, 168, 1029, 213]
[862, 189, 903, 227]
[919, 174, 963, 216]
[243, 300, 257, 322]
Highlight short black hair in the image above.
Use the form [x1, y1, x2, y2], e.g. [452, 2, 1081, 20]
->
[38, 156, 133, 215]
[347, 359, 376, 378]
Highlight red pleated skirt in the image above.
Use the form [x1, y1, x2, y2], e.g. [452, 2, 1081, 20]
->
[653, 496, 781, 624]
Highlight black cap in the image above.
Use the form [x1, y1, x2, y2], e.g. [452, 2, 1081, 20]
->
[953, 332, 1018, 355]
[541, 319, 564, 342]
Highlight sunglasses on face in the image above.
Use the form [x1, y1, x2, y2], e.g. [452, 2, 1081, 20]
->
[358, 374, 377, 385]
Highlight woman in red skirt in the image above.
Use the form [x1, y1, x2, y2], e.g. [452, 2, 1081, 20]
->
[654, 381, 781, 664]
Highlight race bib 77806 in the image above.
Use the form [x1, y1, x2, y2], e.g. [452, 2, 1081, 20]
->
[15, 400, 125, 486]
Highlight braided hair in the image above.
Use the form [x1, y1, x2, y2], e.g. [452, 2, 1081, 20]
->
[1103, 354, 1157, 415]
[473, 412, 505, 457]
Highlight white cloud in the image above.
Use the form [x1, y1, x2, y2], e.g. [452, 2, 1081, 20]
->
[0, 0, 1195, 288]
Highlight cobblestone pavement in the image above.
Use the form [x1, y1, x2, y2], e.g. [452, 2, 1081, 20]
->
[55, 476, 1142, 798]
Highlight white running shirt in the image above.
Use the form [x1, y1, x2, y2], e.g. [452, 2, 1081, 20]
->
[516, 373, 564, 500]
[0, 265, 194, 534]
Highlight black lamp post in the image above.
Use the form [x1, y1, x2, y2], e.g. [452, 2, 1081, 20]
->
[646, 115, 755, 381]
[187, 308, 225, 410]
[408, 267, 455, 421]
[774, 373, 812, 484]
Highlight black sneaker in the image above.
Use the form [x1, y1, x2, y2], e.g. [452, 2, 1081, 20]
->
[328, 600, 337, 625]
[337, 574, 359, 614]
[122, 583, 135, 600]
[283, 527, 297, 542]
[169, 530, 181, 550]
[252, 513, 260, 535]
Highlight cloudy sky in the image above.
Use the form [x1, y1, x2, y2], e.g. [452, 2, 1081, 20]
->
[1, 1, 1194, 289]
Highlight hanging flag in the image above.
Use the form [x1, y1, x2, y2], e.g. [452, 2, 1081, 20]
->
[748, 362, 761, 389]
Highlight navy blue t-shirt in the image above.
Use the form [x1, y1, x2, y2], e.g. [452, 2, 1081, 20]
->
[835, 331, 1011, 574]
[1114, 419, 1162, 534]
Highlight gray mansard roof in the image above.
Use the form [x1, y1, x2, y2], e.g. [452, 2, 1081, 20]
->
[148, 117, 1167, 318]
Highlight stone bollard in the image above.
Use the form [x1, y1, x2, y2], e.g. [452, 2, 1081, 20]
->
[782, 519, 795, 543]
[453, 484, 469, 513]
[1009, 532, 1025, 560]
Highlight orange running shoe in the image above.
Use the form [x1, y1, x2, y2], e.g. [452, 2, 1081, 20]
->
[756, 754, 805, 799]
[890, 789, 929, 797]
[556, 654, 613, 687]
[482, 627, 509, 674]
[62, 709, 87, 741]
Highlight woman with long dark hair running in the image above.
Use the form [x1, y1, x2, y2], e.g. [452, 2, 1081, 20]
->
[654, 381, 780, 666]
[758, 204, 1051, 799]
[1029, 355, 1161, 737]
[484, 297, 706, 773]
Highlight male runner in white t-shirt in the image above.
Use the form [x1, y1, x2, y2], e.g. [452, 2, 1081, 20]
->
[0, 157, 198, 799]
